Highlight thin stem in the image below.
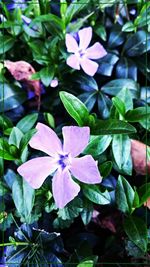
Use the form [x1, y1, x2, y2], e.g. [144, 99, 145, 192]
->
[0, 242, 30, 247]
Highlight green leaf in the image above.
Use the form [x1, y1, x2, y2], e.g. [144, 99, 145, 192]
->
[83, 185, 111, 205]
[65, 0, 89, 25]
[91, 119, 136, 135]
[80, 200, 93, 225]
[99, 161, 112, 178]
[138, 183, 150, 206]
[0, 83, 27, 112]
[134, 3, 150, 28]
[124, 30, 150, 57]
[16, 113, 38, 133]
[122, 21, 135, 32]
[0, 138, 17, 160]
[40, 67, 54, 87]
[0, 115, 13, 130]
[60, 0, 68, 19]
[0, 213, 13, 231]
[108, 24, 125, 48]
[101, 79, 139, 98]
[32, 14, 63, 30]
[112, 134, 131, 169]
[19, 129, 36, 153]
[117, 87, 133, 112]
[0, 181, 9, 196]
[44, 113, 55, 128]
[9, 127, 23, 148]
[112, 96, 126, 116]
[77, 260, 94, 267]
[84, 135, 112, 156]
[98, 92, 112, 119]
[12, 176, 35, 223]
[0, 35, 15, 54]
[125, 107, 150, 122]
[124, 216, 148, 252]
[60, 91, 89, 126]
[115, 175, 135, 214]
[54, 198, 83, 229]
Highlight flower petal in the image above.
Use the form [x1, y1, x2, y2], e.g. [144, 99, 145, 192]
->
[29, 123, 62, 156]
[80, 58, 98, 76]
[62, 126, 90, 157]
[79, 27, 92, 50]
[17, 157, 58, 189]
[66, 33, 79, 53]
[86, 42, 107, 59]
[70, 155, 102, 184]
[52, 169, 80, 208]
[66, 55, 80, 70]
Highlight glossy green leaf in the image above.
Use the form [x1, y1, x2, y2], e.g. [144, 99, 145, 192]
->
[60, 91, 89, 126]
[16, 113, 38, 133]
[138, 183, 150, 206]
[112, 96, 126, 116]
[91, 119, 136, 135]
[101, 79, 139, 98]
[124, 30, 150, 57]
[40, 67, 54, 87]
[12, 176, 35, 223]
[99, 161, 112, 178]
[125, 106, 150, 122]
[116, 175, 135, 214]
[116, 57, 137, 81]
[19, 129, 37, 153]
[108, 24, 125, 48]
[84, 135, 112, 156]
[0, 35, 15, 54]
[9, 127, 23, 148]
[117, 87, 133, 112]
[77, 260, 94, 267]
[98, 92, 112, 119]
[0, 83, 27, 112]
[83, 185, 111, 205]
[112, 134, 131, 169]
[65, 0, 89, 24]
[124, 216, 148, 252]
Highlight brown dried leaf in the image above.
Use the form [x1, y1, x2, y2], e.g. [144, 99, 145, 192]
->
[131, 139, 150, 175]
[4, 60, 41, 109]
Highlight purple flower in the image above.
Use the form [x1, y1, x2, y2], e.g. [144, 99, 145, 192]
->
[17, 123, 102, 208]
[65, 27, 107, 76]
[7, 0, 27, 10]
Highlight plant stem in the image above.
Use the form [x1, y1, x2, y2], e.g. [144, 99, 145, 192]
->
[0, 242, 30, 247]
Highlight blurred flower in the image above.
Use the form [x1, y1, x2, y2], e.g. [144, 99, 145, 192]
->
[50, 78, 58, 88]
[21, 15, 38, 31]
[21, 15, 31, 25]
[7, 0, 27, 10]
[18, 123, 101, 208]
[0, 15, 6, 22]
[66, 27, 107, 76]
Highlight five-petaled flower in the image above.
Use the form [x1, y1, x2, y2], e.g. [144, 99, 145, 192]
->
[66, 27, 107, 76]
[17, 123, 102, 208]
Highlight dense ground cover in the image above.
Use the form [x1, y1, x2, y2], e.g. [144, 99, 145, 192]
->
[0, 0, 150, 266]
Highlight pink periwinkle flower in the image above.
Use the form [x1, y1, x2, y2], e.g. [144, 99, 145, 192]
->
[17, 123, 102, 208]
[66, 27, 107, 76]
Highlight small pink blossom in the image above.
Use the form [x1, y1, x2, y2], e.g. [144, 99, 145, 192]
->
[66, 27, 107, 76]
[50, 78, 58, 87]
[17, 123, 102, 208]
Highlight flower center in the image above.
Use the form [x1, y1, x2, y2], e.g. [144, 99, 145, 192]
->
[79, 49, 85, 57]
[58, 154, 70, 169]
